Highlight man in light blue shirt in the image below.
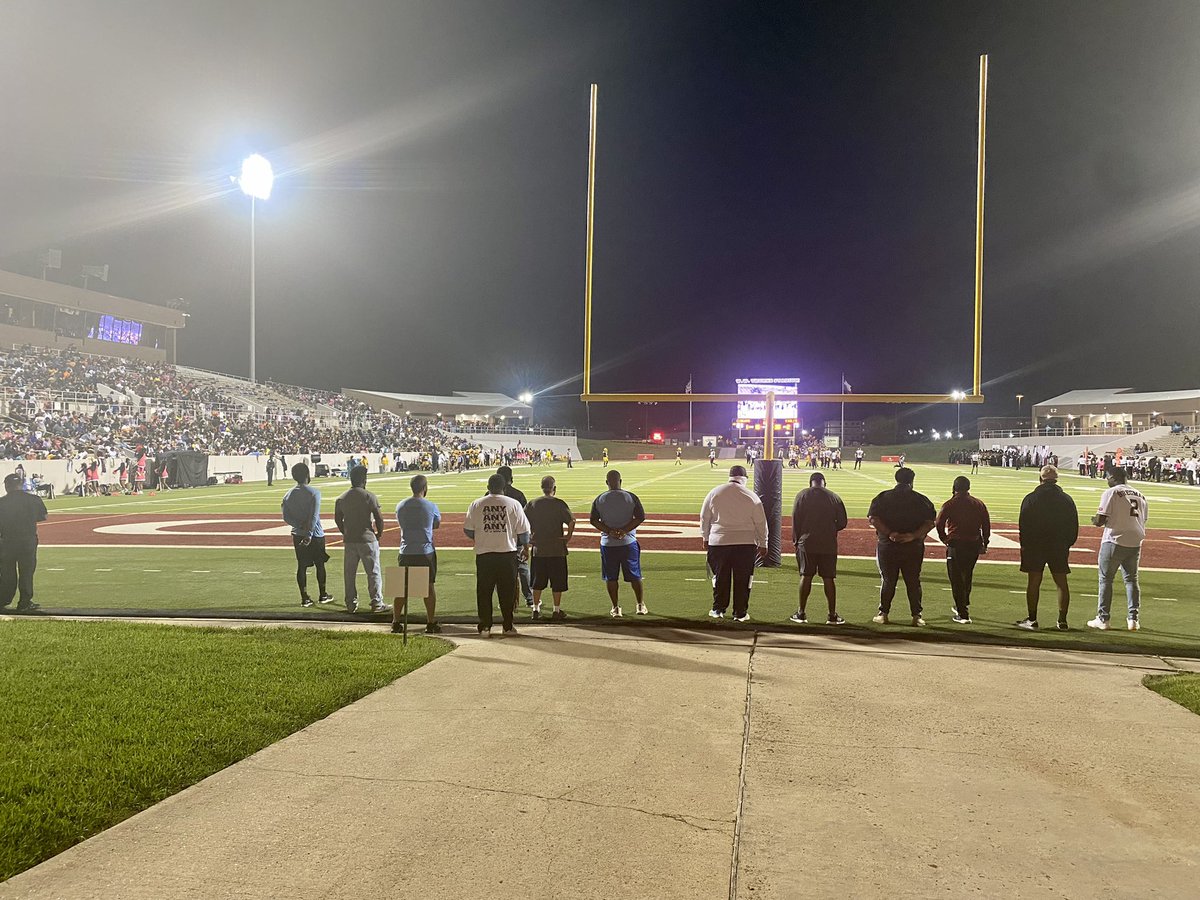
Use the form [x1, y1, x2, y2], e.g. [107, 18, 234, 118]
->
[395, 474, 442, 634]
[589, 469, 647, 618]
[280, 462, 333, 608]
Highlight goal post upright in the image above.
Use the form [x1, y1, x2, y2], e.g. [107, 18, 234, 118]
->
[580, 57, 989, 408]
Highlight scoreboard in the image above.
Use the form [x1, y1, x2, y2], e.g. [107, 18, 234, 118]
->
[735, 378, 800, 421]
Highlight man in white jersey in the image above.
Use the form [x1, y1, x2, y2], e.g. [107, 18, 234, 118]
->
[1087, 466, 1148, 631]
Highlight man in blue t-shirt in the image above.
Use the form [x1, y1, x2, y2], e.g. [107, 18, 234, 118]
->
[589, 469, 647, 618]
[395, 473, 442, 634]
[280, 463, 333, 608]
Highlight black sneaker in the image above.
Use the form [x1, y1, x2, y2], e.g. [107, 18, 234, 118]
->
[502, 626, 519, 636]
[15, 601, 40, 613]
[525, 598, 534, 608]
[531, 608, 542, 621]
[425, 622, 442, 634]
[826, 614, 846, 625]
[551, 609, 566, 620]
[390, 623, 404, 634]
[1056, 620, 1069, 631]
[317, 593, 335, 604]
[301, 595, 314, 608]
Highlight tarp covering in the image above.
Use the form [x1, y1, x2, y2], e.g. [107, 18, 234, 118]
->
[155, 450, 209, 489]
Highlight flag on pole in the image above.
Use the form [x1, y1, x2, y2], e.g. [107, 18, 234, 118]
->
[842, 378, 852, 393]
[685, 375, 693, 394]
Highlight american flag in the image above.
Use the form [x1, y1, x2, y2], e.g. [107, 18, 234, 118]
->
[842, 378, 852, 393]
[685, 376, 693, 394]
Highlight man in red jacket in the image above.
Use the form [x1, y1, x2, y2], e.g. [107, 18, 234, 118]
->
[935, 475, 991, 624]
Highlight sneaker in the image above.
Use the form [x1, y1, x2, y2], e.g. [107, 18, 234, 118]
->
[345, 599, 359, 614]
[610, 606, 623, 618]
[390, 623, 403, 634]
[551, 609, 566, 620]
[318, 593, 335, 604]
[872, 613, 889, 625]
[15, 601, 40, 613]
[531, 608, 542, 621]
[732, 613, 750, 623]
[425, 622, 442, 634]
[1056, 621, 1069, 631]
[301, 595, 314, 608]
[370, 601, 392, 614]
[788, 611, 808, 624]
[1127, 617, 1140, 632]
[635, 602, 648, 615]
[525, 598, 534, 608]
[1086, 617, 1111, 631]
[911, 616, 926, 627]
[708, 609, 725, 619]
[502, 626, 519, 636]
[479, 627, 492, 638]
[1015, 618, 1038, 630]
[826, 614, 846, 626]
[951, 609, 972, 624]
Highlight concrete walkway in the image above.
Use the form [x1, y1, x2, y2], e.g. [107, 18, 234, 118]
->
[3, 624, 1200, 899]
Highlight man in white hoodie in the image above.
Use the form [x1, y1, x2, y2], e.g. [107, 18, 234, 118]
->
[701, 465, 768, 623]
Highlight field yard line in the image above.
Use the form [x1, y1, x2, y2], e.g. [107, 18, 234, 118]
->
[628, 461, 711, 489]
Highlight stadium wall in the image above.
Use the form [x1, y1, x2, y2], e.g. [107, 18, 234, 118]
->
[452, 433, 580, 460]
[977, 426, 1171, 461]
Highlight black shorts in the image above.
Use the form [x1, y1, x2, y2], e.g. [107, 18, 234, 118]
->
[531, 556, 569, 592]
[1020, 547, 1071, 575]
[796, 550, 837, 579]
[398, 551, 437, 584]
[292, 535, 329, 568]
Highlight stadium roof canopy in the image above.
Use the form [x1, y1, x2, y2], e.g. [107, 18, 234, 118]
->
[0, 268, 186, 328]
[343, 389, 531, 420]
[1033, 389, 1200, 425]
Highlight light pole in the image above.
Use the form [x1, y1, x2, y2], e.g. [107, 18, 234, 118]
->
[519, 392, 534, 429]
[237, 154, 274, 383]
[951, 390, 965, 438]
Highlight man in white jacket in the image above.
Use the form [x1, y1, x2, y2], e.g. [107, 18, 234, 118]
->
[701, 465, 768, 622]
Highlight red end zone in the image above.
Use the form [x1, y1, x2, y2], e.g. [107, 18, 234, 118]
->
[36, 513, 1200, 570]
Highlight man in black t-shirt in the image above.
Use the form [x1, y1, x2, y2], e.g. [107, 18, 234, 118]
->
[867, 468, 937, 626]
[497, 466, 534, 607]
[0, 473, 49, 612]
[525, 475, 575, 620]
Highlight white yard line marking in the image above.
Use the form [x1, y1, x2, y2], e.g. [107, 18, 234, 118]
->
[191, 570, 211, 574]
[94, 568, 112, 572]
[242, 571, 262, 575]
[142, 569, 161, 573]
[46, 567, 66, 571]
[1154, 597, 1179, 602]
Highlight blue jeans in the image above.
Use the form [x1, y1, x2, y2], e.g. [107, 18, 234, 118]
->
[1097, 542, 1141, 622]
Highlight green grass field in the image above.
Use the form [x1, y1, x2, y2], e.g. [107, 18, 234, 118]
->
[0, 620, 449, 881]
[24, 459, 1200, 655]
[1145, 673, 1200, 716]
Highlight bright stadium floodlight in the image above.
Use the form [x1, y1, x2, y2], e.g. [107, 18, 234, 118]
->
[235, 153, 273, 383]
[518, 392, 534, 428]
[238, 153, 274, 200]
[951, 389, 966, 435]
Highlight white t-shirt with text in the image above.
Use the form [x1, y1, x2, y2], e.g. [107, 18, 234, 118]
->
[465, 493, 530, 554]
[1097, 484, 1148, 547]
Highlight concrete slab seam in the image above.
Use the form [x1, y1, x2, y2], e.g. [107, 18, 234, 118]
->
[729, 630, 758, 900]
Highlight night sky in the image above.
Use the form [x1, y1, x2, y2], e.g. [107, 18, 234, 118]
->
[2, 1, 1198, 435]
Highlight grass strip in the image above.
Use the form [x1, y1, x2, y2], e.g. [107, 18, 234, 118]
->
[1145, 673, 1200, 716]
[0, 620, 449, 881]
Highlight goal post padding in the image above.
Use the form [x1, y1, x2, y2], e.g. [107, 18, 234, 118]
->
[752, 458, 784, 568]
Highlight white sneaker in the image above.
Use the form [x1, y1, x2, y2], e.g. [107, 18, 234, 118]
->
[1087, 617, 1111, 631]
[610, 606, 623, 618]
[635, 602, 648, 615]
[872, 613, 889, 625]
[911, 616, 926, 627]
[1127, 617, 1140, 631]
[708, 609, 724, 619]
[733, 613, 750, 623]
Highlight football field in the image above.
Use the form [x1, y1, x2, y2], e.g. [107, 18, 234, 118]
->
[24, 459, 1200, 656]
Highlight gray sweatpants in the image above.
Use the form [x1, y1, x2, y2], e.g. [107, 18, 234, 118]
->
[343, 540, 382, 606]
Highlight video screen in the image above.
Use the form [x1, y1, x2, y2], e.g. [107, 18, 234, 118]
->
[736, 378, 799, 420]
[93, 315, 143, 345]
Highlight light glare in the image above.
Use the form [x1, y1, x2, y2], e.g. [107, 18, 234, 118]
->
[238, 154, 274, 200]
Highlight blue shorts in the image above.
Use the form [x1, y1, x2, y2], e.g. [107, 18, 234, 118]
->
[600, 542, 642, 582]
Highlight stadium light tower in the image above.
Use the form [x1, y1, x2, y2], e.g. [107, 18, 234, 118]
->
[519, 392, 534, 428]
[951, 390, 966, 435]
[237, 153, 274, 383]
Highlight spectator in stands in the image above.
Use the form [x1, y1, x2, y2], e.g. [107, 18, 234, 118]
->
[789, 471, 848, 626]
[394, 474, 441, 634]
[700, 465, 767, 623]
[334, 466, 389, 615]
[281, 462, 333, 608]
[1016, 465, 1078, 631]
[0, 472, 48, 612]
[589, 469, 648, 618]
[936, 476, 991, 624]
[867, 468, 936, 627]
[525, 475, 575, 621]
[464, 473, 530, 636]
